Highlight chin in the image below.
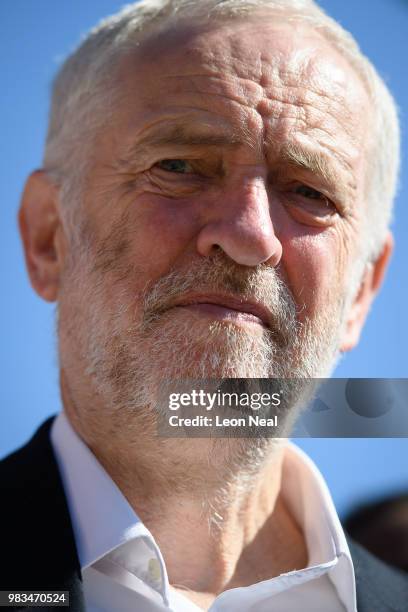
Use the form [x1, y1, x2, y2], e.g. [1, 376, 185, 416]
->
[141, 316, 273, 379]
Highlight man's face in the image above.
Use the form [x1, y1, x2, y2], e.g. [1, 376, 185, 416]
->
[57, 17, 371, 413]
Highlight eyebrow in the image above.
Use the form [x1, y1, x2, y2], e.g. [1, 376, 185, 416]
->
[279, 143, 346, 185]
[125, 124, 251, 158]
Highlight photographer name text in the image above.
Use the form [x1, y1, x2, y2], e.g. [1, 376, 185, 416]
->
[168, 414, 278, 427]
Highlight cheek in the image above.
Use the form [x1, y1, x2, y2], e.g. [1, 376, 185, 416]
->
[282, 229, 346, 320]
[122, 195, 202, 285]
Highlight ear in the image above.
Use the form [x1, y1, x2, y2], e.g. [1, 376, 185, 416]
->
[18, 170, 66, 302]
[340, 231, 394, 352]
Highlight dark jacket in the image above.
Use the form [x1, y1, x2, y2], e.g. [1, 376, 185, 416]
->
[1, 417, 407, 611]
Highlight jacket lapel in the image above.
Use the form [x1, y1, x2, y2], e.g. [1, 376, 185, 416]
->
[347, 536, 408, 611]
[0, 416, 85, 611]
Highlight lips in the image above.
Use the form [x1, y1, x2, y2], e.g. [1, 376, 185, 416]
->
[169, 293, 271, 327]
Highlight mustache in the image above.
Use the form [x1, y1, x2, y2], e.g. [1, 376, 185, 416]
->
[140, 252, 299, 347]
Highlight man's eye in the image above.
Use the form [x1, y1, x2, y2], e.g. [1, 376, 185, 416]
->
[286, 182, 339, 225]
[294, 184, 326, 200]
[293, 184, 337, 214]
[156, 159, 193, 174]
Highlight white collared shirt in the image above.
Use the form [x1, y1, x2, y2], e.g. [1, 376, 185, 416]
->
[50, 412, 357, 611]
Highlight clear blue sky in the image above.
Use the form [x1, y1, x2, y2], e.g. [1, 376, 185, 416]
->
[0, 0, 407, 517]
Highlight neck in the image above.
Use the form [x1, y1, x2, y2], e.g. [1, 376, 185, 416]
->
[61, 377, 307, 606]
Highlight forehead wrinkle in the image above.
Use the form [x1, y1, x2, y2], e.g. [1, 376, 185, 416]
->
[258, 97, 359, 184]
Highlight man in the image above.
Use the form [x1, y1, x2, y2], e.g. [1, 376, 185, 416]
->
[1, 0, 407, 610]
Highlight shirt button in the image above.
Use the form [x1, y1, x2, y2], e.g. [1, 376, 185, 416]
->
[148, 557, 162, 583]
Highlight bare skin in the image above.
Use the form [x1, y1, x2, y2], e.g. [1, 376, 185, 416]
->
[19, 14, 393, 611]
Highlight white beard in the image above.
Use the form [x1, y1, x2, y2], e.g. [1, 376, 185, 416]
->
[60, 250, 346, 419]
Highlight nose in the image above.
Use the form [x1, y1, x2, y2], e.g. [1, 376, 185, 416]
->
[196, 178, 282, 267]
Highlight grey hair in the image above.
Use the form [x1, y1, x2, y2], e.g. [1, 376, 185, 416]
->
[44, 0, 400, 261]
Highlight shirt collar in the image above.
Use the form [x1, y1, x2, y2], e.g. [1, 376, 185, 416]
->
[50, 411, 170, 605]
[281, 443, 356, 611]
[50, 411, 356, 611]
